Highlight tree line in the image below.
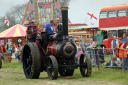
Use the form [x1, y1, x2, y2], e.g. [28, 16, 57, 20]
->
[0, 3, 27, 32]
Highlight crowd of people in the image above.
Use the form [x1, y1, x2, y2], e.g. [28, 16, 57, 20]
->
[75, 33, 128, 70]
[0, 43, 23, 63]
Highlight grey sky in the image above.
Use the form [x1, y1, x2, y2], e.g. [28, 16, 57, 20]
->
[0, 0, 128, 25]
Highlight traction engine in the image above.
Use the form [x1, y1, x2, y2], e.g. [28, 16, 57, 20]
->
[22, 7, 92, 80]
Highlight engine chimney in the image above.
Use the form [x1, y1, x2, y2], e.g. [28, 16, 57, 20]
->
[61, 7, 69, 38]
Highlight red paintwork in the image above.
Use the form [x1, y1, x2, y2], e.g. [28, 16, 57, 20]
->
[47, 43, 59, 58]
[99, 17, 128, 28]
[102, 38, 113, 53]
[35, 40, 44, 67]
[102, 38, 114, 48]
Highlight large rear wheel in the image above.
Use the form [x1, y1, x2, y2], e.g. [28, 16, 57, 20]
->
[22, 43, 41, 79]
[47, 55, 58, 80]
[80, 53, 92, 77]
[0, 55, 2, 69]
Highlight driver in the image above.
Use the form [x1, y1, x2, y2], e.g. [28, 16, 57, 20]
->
[43, 20, 55, 34]
[26, 20, 39, 42]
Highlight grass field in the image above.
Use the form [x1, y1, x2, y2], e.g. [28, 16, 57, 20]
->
[0, 59, 128, 85]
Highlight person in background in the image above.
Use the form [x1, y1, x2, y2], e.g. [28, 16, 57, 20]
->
[8, 45, 11, 53]
[43, 20, 55, 34]
[6, 43, 9, 50]
[17, 44, 23, 62]
[122, 33, 128, 70]
[75, 48, 83, 64]
[14, 45, 18, 59]
[75, 42, 79, 53]
[122, 33, 128, 44]
[92, 44, 105, 66]
[116, 38, 127, 70]
[86, 38, 95, 59]
[1, 44, 8, 60]
[110, 55, 121, 67]
[111, 36, 118, 54]
[79, 40, 86, 53]
[85, 39, 91, 54]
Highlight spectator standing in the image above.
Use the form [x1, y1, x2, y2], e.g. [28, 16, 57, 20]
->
[85, 39, 91, 54]
[75, 42, 79, 54]
[86, 38, 95, 59]
[111, 36, 118, 54]
[75, 48, 83, 64]
[122, 33, 128, 44]
[116, 38, 127, 70]
[8, 45, 11, 53]
[14, 45, 18, 59]
[79, 40, 86, 53]
[17, 44, 23, 62]
[1, 44, 8, 60]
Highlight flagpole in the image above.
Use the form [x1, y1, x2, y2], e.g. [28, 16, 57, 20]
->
[85, 10, 89, 25]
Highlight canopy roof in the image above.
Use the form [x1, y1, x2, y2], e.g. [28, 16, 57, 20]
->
[69, 25, 98, 30]
[0, 24, 27, 39]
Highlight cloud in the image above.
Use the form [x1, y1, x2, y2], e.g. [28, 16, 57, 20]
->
[69, 0, 128, 25]
[0, 0, 28, 17]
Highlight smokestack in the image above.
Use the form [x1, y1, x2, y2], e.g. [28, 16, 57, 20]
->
[61, 7, 69, 37]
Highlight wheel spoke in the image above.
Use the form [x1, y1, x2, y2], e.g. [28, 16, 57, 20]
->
[26, 66, 31, 71]
[47, 55, 58, 80]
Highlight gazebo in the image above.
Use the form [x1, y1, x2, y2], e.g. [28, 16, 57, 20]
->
[74, 25, 99, 41]
[0, 24, 27, 46]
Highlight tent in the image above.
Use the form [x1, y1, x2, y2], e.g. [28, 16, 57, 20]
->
[0, 24, 27, 39]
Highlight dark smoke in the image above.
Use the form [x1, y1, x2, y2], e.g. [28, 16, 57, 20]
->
[61, 0, 71, 7]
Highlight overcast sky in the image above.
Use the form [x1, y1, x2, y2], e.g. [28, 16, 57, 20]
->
[0, 0, 128, 25]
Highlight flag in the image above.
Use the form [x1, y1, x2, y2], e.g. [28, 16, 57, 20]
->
[5, 17, 9, 26]
[87, 12, 97, 21]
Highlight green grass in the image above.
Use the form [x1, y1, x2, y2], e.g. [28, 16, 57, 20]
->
[0, 59, 128, 85]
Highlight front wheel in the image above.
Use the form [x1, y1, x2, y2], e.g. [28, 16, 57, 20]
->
[80, 53, 92, 77]
[47, 55, 58, 80]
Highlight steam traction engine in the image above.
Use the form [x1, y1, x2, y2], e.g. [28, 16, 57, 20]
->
[22, 7, 92, 80]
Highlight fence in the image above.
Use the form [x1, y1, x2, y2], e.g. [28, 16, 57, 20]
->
[77, 47, 128, 73]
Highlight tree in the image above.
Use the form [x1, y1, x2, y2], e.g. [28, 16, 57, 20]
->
[0, 3, 27, 32]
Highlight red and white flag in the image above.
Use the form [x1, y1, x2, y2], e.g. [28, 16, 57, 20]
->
[87, 12, 97, 21]
[5, 17, 9, 26]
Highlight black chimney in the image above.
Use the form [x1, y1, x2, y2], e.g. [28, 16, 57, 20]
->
[61, 7, 68, 37]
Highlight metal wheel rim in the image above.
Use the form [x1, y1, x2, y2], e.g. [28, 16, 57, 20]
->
[23, 48, 33, 78]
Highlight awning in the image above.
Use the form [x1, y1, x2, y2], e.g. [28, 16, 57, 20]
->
[69, 25, 98, 30]
[0, 24, 27, 39]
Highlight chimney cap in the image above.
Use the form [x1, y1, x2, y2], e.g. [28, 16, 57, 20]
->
[61, 7, 69, 10]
